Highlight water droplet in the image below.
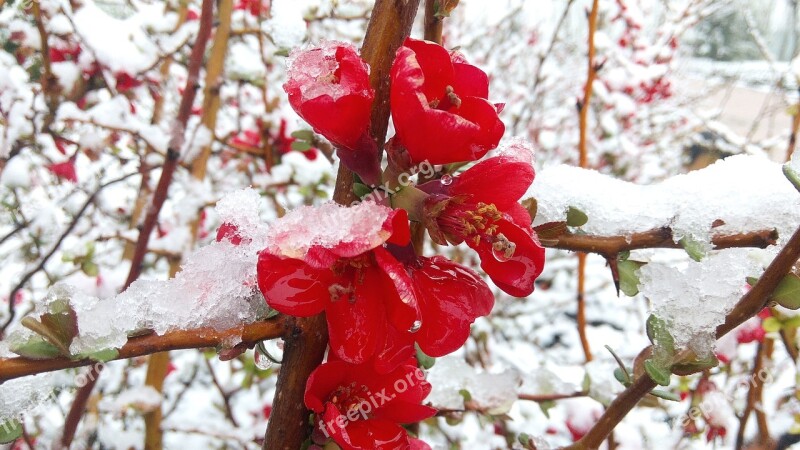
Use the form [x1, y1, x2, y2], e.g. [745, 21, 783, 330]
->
[440, 174, 453, 186]
[491, 233, 516, 262]
[409, 320, 422, 333]
[254, 352, 273, 370]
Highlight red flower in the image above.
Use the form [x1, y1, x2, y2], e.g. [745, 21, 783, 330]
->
[401, 253, 494, 357]
[257, 202, 418, 368]
[216, 222, 248, 245]
[47, 160, 78, 183]
[420, 141, 544, 297]
[115, 72, 142, 92]
[284, 42, 373, 148]
[390, 38, 504, 165]
[305, 360, 435, 450]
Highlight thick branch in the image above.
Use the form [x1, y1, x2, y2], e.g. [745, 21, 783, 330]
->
[545, 227, 778, 255]
[261, 2, 422, 448]
[0, 319, 285, 382]
[423, 0, 443, 43]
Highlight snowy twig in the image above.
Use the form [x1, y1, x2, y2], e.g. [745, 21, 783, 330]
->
[0, 318, 286, 382]
[566, 222, 800, 449]
[31, 2, 59, 132]
[260, 1, 423, 448]
[1, 170, 149, 336]
[545, 227, 779, 255]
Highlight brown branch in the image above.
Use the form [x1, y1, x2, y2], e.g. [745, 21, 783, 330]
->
[566, 222, 800, 449]
[735, 339, 773, 449]
[424, 0, 443, 43]
[787, 88, 800, 162]
[261, 1, 422, 448]
[0, 319, 285, 382]
[578, 0, 599, 168]
[517, 391, 587, 403]
[576, 253, 593, 361]
[31, 1, 59, 131]
[545, 227, 778, 255]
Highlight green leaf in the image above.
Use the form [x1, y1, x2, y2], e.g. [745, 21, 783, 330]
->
[679, 236, 706, 262]
[566, 206, 588, 227]
[613, 368, 630, 386]
[415, 344, 435, 370]
[650, 389, 681, 402]
[644, 360, 671, 386]
[762, 316, 782, 333]
[783, 163, 800, 193]
[275, 48, 290, 57]
[458, 389, 472, 402]
[772, 273, 800, 310]
[646, 315, 675, 355]
[352, 183, 372, 199]
[290, 130, 315, 141]
[290, 140, 312, 151]
[81, 260, 99, 277]
[0, 419, 23, 444]
[73, 348, 119, 363]
[618, 259, 645, 297]
[747, 276, 760, 287]
[518, 433, 532, 446]
[10, 336, 62, 360]
[537, 401, 555, 418]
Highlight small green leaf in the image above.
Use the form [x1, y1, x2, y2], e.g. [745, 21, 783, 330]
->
[537, 400, 555, 418]
[290, 140, 312, 151]
[762, 316, 782, 333]
[679, 236, 706, 262]
[618, 259, 645, 297]
[613, 368, 630, 386]
[81, 261, 99, 277]
[352, 183, 372, 199]
[566, 206, 588, 227]
[458, 389, 472, 402]
[772, 273, 800, 310]
[275, 48, 290, 57]
[290, 130, 315, 141]
[644, 360, 671, 386]
[415, 344, 435, 370]
[646, 315, 675, 355]
[747, 276, 760, 287]
[650, 389, 681, 402]
[0, 419, 23, 444]
[518, 433, 532, 445]
[73, 348, 119, 363]
[10, 336, 62, 360]
[783, 163, 800, 193]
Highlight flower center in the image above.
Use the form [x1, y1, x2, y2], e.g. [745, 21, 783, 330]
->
[429, 85, 462, 110]
[328, 381, 371, 420]
[329, 254, 374, 302]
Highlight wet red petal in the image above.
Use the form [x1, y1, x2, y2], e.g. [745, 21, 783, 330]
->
[470, 219, 545, 297]
[448, 152, 534, 209]
[326, 266, 385, 364]
[411, 256, 494, 356]
[257, 252, 331, 316]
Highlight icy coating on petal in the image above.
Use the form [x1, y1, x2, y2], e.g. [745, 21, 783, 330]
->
[286, 40, 371, 102]
[495, 137, 536, 167]
[265, 201, 396, 260]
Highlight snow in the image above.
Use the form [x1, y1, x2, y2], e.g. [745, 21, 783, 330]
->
[529, 155, 800, 245]
[286, 41, 368, 102]
[99, 386, 163, 415]
[265, 0, 308, 48]
[426, 355, 522, 415]
[0, 372, 58, 424]
[0, 156, 31, 188]
[6, 189, 272, 357]
[264, 200, 393, 260]
[639, 249, 762, 356]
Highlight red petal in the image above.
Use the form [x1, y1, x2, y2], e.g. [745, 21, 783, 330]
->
[304, 361, 350, 412]
[452, 62, 489, 99]
[470, 219, 545, 297]
[385, 209, 411, 247]
[401, 38, 455, 102]
[341, 419, 409, 450]
[372, 402, 437, 424]
[326, 267, 385, 364]
[412, 256, 495, 356]
[410, 438, 433, 450]
[373, 247, 419, 330]
[448, 152, 534, 209]
[294, 93, 373, 151]
[256, 252, 330, 316]
[47, 161, 78, 183]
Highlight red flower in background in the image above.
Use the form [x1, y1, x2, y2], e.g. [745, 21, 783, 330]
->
[390, 38, 504, 165]
[47, 160, 78, 183]
[420, 141, 545, 297]
[305, 360, 435, 450]
[257, 202, 418, 368]
[284, 41, 373, 152]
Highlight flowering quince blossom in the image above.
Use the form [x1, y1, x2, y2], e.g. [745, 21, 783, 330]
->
[257, 202, 420, 368]
[305, 359, 435, 450]
[419, 141, 545, 297]
[47, 160, 78, 183]
[284, 41, 378, 182]
[390, 38, 505, 165]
